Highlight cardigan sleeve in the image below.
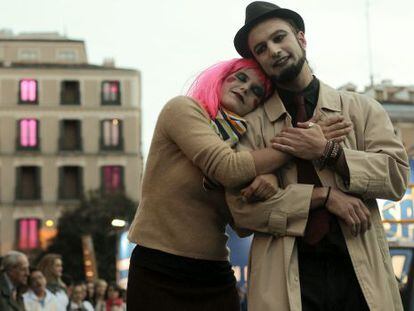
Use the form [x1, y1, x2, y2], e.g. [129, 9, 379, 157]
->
[158, 96, 257, 188]
[225, 111, 312, 237]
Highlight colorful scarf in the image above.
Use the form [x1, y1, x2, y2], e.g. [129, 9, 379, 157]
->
[203, 108, 247, 190]
[210, 108, 247, 148]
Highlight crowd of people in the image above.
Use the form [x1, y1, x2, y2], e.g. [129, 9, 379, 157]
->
[0, 251, 126, 311]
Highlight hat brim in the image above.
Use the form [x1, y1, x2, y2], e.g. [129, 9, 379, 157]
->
[234, 8, 305, 58]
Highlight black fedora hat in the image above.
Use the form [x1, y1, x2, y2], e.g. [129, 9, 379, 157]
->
[234, 1, 305, 58]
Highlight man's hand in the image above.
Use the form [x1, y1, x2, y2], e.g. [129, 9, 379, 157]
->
[316, 116, 353, 142]
[240, 174, 278, 202]
[270, 122, 327, 160]
[325, 188, 371, 236]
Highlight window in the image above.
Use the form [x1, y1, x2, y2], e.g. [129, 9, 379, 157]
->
[59, 166, 83, 200]
[101, 81, 120, 105]
[17, 218, 40, 250]
[57, 50, 77, 62]
[59, 120, 81, 151]
[19, 79, 38, 104]
[101, 119, 123, 150]
[15, 166, 41, 200]
[61, 80, 80, 105]
[17, 119, 39, 150]
[18, 49, 39, 61]
[102, 166, 124, 193]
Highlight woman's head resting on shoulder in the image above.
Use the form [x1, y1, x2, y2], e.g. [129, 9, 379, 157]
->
[187, 58, 272, 118]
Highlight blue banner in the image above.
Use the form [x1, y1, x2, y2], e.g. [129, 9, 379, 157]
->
[226, 226, 252, 287]
[116, 231, 135, 289]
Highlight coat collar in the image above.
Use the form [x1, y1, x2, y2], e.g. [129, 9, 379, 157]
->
[263, 80, 342, 122]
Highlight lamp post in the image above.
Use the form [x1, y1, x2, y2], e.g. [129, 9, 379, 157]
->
[111, 218, 131, 289]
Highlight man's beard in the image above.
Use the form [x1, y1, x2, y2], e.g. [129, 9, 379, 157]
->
[271, 50, 306, 84]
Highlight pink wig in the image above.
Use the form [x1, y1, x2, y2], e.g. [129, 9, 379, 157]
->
[187, 58, 272, 119]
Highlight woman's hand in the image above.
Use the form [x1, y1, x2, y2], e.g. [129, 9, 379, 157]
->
[240, 174, 278, 202]
[314, 115, 352, 142]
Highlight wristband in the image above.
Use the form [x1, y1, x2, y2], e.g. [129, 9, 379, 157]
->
[323, 186, 331, 207]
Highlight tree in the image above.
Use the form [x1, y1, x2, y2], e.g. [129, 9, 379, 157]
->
[43, 190, 137, 282]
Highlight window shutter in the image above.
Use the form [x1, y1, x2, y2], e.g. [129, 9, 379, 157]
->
[15, 167, 21, 200]
[78, 167, 84, 198]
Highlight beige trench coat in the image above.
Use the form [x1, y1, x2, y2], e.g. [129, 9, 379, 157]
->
[226, 81, 409, 311]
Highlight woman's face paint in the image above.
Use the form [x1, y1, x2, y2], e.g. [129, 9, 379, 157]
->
[220, 68, 265, 116]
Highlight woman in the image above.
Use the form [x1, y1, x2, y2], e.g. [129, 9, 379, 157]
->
[127, 58, 350, 310]
[67, 282, 94, 311]
[92, 279, 107, 311]
[37, 253, 69, 311]
[105, 283, 126, 311]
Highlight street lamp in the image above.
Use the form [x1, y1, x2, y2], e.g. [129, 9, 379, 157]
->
[111, 219, 127, 228]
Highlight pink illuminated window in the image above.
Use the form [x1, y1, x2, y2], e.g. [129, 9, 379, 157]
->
[19, 119, 38, 148]
[19, 79, 38, 103]
[102, 81, 120, 104]
[102, 166, 123, 193]
[18, 218, 39, 250]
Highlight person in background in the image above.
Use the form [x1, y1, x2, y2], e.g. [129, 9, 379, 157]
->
[67, 283, 93, 311]
[0, 251, 29, 311]
[60, 275, 73, 302]
[37, 254, 68, 311]
[85, 282, 94, 304]
[91, 279, 107, 311]
[79, 282, 93, 311]
[105, 283, 125, 311]
[23, 268, 58, 311]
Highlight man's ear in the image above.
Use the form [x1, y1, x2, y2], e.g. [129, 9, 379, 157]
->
[297, 31, 307, 49]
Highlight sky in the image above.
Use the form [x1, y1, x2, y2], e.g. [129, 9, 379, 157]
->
[1, 0, 413, 158]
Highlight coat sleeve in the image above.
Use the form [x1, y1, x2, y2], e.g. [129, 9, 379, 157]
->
[225, 112, 313, 237]
[159, 96, 257, 188]
[335, 96, 409, 201]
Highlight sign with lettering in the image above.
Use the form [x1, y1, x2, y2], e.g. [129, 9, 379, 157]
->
[380, 187, 414, 240]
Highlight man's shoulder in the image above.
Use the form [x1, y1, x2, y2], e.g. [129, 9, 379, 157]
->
[321, 81, 382, 111]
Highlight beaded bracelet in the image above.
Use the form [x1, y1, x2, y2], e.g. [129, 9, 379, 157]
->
[318, 140, 343, 169]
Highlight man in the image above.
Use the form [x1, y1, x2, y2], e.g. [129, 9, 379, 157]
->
[23, 268, 58, 311]
[0, 251, 29, 311]
[226, 2, 409, 310]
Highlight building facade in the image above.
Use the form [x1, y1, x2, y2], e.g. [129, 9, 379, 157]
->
[339, 80, 414, 158]
[363, 81, 414, 158]
[0, 31, 143, 255]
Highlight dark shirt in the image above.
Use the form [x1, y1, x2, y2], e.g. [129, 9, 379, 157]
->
[277, 76, 319, 125]
[277, 77, 348, 256]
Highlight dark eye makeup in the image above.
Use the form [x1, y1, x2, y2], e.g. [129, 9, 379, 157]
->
[251, 85, 265, 98]
[235, 72, 248, 82]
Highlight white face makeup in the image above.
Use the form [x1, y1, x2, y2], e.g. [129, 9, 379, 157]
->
[220, 68, 265, 116]
[248, 18, 307, 83]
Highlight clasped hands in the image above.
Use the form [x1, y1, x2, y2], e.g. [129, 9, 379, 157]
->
[241, 115, 371, 236]
[271, 115, 352, 160]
